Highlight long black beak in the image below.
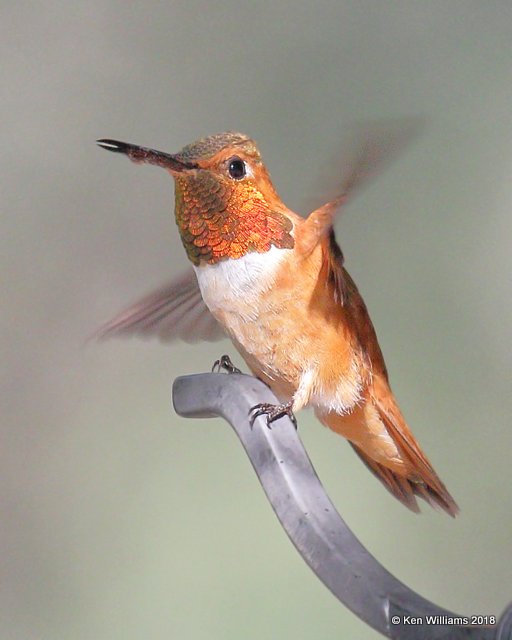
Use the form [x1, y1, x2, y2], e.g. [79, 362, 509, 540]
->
[96, 139, 197, 172]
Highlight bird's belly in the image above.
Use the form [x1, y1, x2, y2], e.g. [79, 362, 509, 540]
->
[194, 251, 365, 412]
[194, 251, 305, 394]
[222, 303, 365, 414]
[226, 309, 302, 392]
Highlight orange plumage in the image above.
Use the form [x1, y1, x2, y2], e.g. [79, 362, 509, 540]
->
[96, 132, 458, 516]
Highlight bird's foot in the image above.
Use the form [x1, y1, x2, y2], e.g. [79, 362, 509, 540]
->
[212, 354, 242, 374]
[249, 401, 297, 430]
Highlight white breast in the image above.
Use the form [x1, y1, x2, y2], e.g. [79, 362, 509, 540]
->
[193, 247, 286, 316]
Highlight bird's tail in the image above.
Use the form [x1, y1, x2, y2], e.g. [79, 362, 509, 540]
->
[319, 376, 459, 516]
[350, 442, 458, 516]
[370, 378, 459, 517]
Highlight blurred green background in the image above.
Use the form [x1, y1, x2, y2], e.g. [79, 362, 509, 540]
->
[2, 2, 512, 638]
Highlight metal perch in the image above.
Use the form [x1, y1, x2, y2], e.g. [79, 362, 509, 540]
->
[172, 372, 512, 640]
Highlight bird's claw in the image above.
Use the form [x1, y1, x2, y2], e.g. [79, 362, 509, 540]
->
[212, 354, 242, 374]
[249, 401, 297, 430]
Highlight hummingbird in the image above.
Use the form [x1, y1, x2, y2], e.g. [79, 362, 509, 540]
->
[96, 131, 458, 517]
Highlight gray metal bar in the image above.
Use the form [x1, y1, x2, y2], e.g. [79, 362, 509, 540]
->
[172, 372, 511, 639]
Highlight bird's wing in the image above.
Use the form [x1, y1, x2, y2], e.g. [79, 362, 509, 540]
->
[94, 268, 225, 343]
[316, 228, 389, 380]
[299, 119, 420, 256]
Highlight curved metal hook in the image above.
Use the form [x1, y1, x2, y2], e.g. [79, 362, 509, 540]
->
[172, 372, 511, 639]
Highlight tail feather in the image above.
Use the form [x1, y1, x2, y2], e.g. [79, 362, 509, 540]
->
[370, 380, 459, 517]
[351, 443, 458, 516]
[351, 444, 420, 513]
[320, 374, 459, 516]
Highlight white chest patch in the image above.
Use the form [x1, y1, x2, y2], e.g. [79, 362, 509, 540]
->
[193, 247, 286, 314]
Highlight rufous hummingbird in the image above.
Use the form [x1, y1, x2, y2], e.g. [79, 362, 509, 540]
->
[96, 131, 458, 516]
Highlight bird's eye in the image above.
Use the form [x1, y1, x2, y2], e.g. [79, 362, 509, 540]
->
[227, 157, 246, 179]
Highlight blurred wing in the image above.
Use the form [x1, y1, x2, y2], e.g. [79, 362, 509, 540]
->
[95, 269, 225, 343]
[299, 118, 422, 256]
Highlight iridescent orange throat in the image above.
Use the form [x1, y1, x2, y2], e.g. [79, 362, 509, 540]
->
[174, 173, 294, 265]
